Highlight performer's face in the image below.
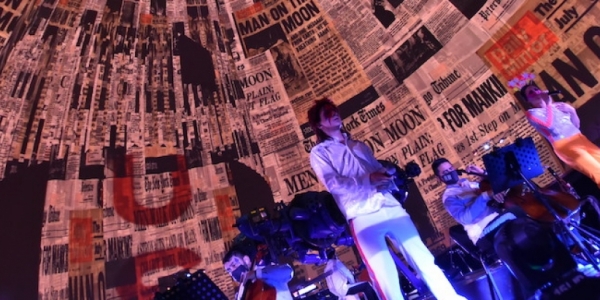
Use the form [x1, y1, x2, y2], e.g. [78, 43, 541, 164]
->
[523, 85, 545, 107]
[224, 255, 251, 282]
[318, 104, 342, 130]
[436, 162, 458, 185]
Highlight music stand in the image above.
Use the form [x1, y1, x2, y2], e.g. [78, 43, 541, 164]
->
[154, 269, 229, 300]
[482, 137, 600, 271]
[482, 137, 543, 194]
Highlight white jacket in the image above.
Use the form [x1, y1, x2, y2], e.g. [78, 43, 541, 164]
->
[442, 179, 498, 244]
[309, 135, 400, 220]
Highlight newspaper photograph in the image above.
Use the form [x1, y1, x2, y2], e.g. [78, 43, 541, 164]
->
[384, 26, 443, 84]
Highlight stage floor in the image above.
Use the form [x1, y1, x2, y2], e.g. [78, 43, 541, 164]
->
[446, 261, 600, 300]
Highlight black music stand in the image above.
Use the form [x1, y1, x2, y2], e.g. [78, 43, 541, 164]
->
[482, 137, 600, 271]
[482, 137, 543, 194]
[154, 269, 229, 300]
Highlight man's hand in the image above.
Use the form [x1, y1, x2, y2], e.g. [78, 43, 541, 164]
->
[465, 165, 485, 176]
[383, 164, 397, 176]
[370, 172, 393, 191]
[488, 190, 506, 203]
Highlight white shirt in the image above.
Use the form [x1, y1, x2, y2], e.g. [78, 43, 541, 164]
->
[309, 136, 400, 220]
[324, 259, 355, 297]
[255, 264, 294, 300]
[526, 104, 580, 143]
[442, 179, 498, 244]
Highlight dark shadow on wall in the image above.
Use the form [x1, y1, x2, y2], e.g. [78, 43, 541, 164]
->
[228, 160, 275, 217]
[402, 181, 443, 246]
[0, 163, 48, 300]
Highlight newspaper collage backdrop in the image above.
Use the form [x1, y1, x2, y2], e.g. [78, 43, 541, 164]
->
[0, 0, 598, 299]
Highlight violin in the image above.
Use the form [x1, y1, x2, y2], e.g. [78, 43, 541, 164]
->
[502, 184, 580, 222]
[469, 168, 580, 222]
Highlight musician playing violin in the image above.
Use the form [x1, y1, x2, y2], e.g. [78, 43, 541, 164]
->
[433, 158, 509, 247]
[222, 246, 294, 300]
[433, 158, 576, 296]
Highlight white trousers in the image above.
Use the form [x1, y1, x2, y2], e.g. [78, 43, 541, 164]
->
[349, 205, 465, 300]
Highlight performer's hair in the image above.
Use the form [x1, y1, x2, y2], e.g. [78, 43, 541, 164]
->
[507, 72, 537, 106]
[222, 245, 250, 264]
[307, 98, 350, 143]
[431, 157, 451, 176]
[519, 82, 537, 102]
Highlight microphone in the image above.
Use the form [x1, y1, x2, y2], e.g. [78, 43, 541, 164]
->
[548, 90, 561, 96]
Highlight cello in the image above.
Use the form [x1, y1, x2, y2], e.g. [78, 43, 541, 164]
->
[236, 245, 277, 300]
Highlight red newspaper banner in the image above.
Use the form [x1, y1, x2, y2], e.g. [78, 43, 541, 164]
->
[483, 11, 559, 81]
[113, 155, 192, 225]
[112, 154, 201, 298]
[69, 217, 94, 264]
